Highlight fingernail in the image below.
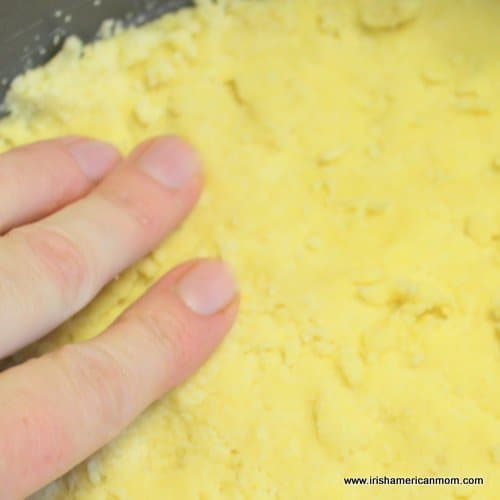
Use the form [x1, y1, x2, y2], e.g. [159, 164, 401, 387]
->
[177, 261, 237, 316]
[138, 137, 200, 189]
[68, 140, 120, 181]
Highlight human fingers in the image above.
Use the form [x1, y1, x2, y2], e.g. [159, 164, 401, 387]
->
[0, 136, 120, 234]
[0, 259, 239, 499]
[0, 136, 203, 358]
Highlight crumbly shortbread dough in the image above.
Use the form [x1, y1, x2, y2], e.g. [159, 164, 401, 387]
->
[0, 1, 499, 499]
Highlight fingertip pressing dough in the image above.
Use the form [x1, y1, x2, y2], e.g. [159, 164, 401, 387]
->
[1, 1, 499, 499]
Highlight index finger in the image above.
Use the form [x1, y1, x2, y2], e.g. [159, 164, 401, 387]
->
[0, 259, 239, 499]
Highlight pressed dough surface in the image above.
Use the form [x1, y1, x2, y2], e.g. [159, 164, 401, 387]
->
[1, 0, 500, 498]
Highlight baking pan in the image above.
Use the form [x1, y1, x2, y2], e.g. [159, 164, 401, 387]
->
[0, 0, 192, 112]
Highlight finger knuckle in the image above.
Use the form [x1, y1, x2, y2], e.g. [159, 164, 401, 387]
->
[12, 225, 92, 307]
[56, 343, 131, 432]
[97, 187, 162, 235]
[133, 308, 190, 382]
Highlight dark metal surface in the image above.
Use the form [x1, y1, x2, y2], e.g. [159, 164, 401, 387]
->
[0, 0, 192, 107]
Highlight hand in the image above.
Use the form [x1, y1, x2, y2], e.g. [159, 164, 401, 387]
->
[0, 136, 239, 499]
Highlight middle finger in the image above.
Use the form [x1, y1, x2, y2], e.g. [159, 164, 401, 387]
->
[0, 136, 202, 358]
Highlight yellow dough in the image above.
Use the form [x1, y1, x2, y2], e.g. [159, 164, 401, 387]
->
[1, 0, 499, 498]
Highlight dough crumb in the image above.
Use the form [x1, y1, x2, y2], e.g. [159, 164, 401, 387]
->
[492, 155, 500, 172]
[359, 0, 421, 30]
[86, 458, 102, 486]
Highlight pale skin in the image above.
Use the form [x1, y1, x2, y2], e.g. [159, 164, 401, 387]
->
[0, 135, 239, 499]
